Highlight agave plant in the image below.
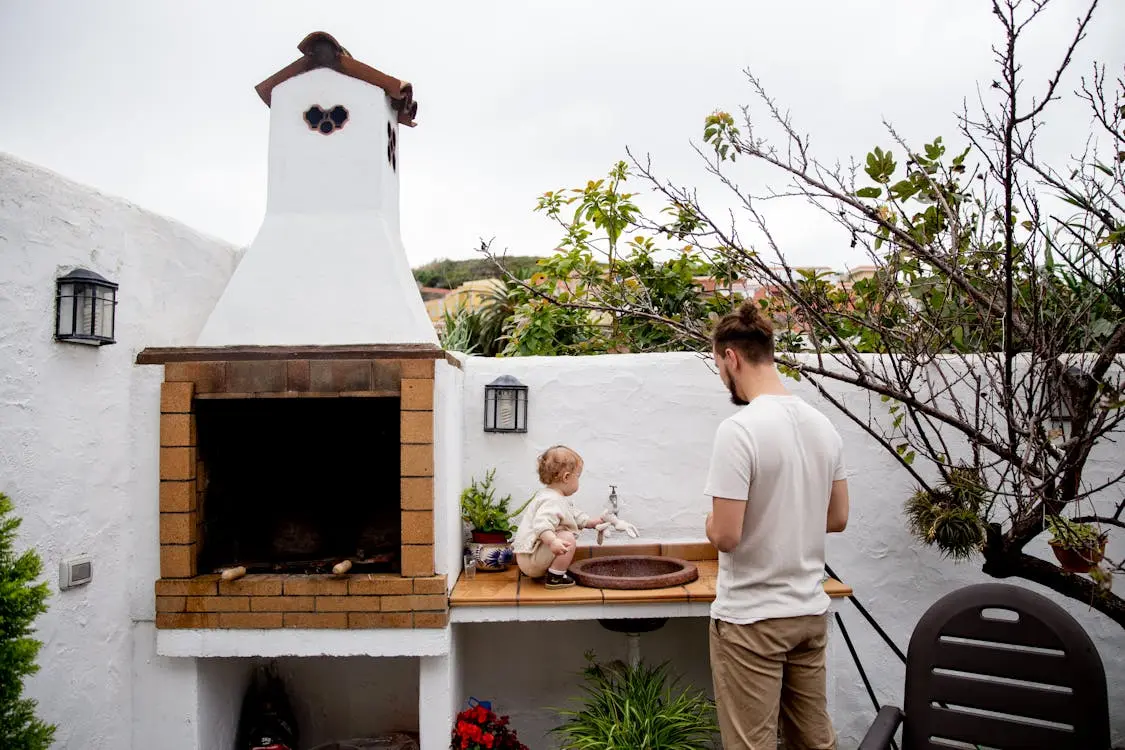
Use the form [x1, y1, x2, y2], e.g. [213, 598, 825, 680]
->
[552, 652, 719, 750]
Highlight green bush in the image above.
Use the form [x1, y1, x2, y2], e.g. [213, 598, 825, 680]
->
[0, 492, 55, 749]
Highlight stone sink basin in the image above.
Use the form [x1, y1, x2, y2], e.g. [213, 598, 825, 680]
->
[569, 555, 698, 590]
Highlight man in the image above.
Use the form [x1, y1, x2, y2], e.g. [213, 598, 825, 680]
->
[704, 301, 850, 750]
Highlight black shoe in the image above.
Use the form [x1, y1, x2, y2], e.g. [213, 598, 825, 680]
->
[544, 571, 576, 589]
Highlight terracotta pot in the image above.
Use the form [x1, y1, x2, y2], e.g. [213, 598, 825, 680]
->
[1049, 537, 1106, 574]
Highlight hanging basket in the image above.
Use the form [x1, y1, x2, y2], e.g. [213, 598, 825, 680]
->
[1049, 537, 1107, 574]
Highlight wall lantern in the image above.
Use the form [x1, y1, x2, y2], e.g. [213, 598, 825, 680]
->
[1046, 366, 1091, 443]
[55, 268, 118, 346]
[484, 375, 528, 433]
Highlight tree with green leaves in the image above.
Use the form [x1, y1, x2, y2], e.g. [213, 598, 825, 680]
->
[483, 0, 1125, 626]
[0, 492, 55, 749]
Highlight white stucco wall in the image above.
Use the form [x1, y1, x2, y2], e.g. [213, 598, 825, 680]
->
[0, 151, 241, 749]
[459, 352, 1125, 747]
[434, 358, 465, 584]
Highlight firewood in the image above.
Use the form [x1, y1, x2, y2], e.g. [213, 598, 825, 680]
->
[220, 565, 247, 582]
[332, 559, 353, 576]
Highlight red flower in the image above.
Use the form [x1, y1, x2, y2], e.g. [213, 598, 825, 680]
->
[451, 703, 524, 750]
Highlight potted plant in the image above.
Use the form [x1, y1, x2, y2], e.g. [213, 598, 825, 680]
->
[460, 469, 532, 572]
[1047, 516, 1108, 574]
[552, 652, 719, 749]
[451, 699, 528, 750]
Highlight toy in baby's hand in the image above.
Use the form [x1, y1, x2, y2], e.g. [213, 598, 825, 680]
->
[595, 510, 640, 545]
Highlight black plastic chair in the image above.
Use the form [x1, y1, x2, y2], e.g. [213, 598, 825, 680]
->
[858, 583, 1110, 750]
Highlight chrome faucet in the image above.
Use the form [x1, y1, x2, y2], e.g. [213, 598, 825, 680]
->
[608, 485, 619, 515]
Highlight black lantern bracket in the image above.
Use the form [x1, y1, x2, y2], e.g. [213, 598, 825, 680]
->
[55, 268, 118, 346]
[484, 375, 528, 433]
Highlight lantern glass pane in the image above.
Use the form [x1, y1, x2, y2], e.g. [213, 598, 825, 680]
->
[76, 284, 95, 336]
[516, 390, 528, 431]
[95, 287, 115, 339]
[484, 389, 497, 430]
[497, 389, 517, 431]
[57, 282, 76, 336]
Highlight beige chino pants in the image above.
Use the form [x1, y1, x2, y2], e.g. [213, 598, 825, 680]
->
[709, 614, 837, 750]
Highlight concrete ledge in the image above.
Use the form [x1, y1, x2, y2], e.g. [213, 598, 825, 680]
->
[450, 597, 846, 624]
[156, 627, 450, 657]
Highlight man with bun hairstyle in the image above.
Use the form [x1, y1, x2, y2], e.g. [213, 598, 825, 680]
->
[703, 300, 850, 750]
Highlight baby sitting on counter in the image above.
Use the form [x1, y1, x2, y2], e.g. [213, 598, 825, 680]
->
[510, 445, 638, 589]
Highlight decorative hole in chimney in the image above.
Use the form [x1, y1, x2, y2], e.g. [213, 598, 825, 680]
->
[304, 105, 349, 134]
[387, 122, 398, 171]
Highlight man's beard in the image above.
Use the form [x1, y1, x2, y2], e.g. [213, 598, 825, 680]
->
[727, 379, 749, 406]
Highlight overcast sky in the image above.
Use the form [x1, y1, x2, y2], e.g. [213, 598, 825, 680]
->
[1, 0, 1122, 269]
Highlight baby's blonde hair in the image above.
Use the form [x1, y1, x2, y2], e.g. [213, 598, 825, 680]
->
[537, 445, 583, 485]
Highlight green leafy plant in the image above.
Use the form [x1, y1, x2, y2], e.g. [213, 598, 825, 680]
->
[552, 652, 718, 750]
[439, 308, 480, 355]
[460, 470, 532, 538]
[0, 492, 56, 749]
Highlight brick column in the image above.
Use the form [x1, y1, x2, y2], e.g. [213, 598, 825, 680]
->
[159, 381, 197, 578]
[400, 359, 435, 578]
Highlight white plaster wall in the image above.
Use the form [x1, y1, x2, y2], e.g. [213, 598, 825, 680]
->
[198, 657, 251, 749]
[459, 352, 1125, 746]
[434, 357, 466, 584]
[0, 151, 240, 749]
[276, 656, 420, 745]
[196, 68, 436, 347]
[131, 621, 204, 750]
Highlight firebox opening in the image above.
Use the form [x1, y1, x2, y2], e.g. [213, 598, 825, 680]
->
[195, 397, 401, 575]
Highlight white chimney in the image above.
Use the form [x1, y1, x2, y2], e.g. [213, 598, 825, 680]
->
[196, 32, 438, 347]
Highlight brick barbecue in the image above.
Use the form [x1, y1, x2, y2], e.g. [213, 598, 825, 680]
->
[137, 32, 448, 631]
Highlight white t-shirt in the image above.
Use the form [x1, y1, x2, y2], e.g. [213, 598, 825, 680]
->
[704, 394, 846, 624]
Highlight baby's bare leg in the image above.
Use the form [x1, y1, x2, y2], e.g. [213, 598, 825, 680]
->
[552, 530, 577, 571]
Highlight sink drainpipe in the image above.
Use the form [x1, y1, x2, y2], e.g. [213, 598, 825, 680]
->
[626, 633, 641, 668]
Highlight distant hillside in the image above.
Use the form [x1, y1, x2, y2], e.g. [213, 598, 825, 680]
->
[412, 256, 544, 290]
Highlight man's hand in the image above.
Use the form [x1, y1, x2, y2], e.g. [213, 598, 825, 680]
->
[549, 537, 571, 556]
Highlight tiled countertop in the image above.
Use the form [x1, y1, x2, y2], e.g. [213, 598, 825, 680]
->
[450, 544, 852, 616]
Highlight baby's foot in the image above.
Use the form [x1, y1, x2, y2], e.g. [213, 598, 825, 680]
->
[544, 570, 576, 589]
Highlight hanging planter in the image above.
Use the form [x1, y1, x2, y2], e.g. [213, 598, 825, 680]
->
[1047, 516, 1108, 574]
[1049, 538, 1107, 573]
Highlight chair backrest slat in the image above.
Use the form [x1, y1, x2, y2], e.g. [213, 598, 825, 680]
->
[902, 583, 1109, 750]
[930, 638, 1071, 685]
[928, 671, 1075, 725]
[926, 705, 1075, 748]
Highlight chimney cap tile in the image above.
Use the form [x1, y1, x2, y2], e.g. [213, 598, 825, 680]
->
[255, 31, 418, 127]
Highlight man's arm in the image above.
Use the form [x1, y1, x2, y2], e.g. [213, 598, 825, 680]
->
[826, 479, 849, 533]
[707, 498, 746, 552]
[703, 419, 753, 552]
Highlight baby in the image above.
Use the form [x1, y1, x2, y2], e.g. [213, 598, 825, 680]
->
[511, 445, 603, 589]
